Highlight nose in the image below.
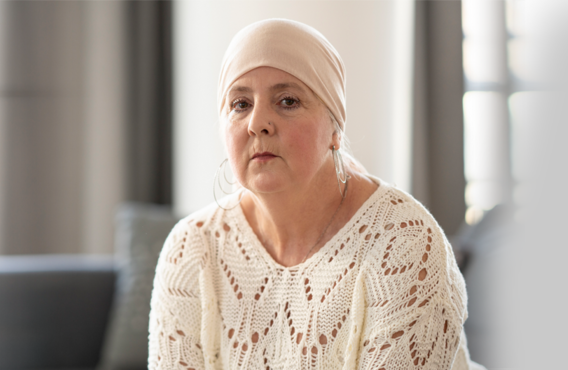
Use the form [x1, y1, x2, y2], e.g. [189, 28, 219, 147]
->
[247, 102, 275, 137]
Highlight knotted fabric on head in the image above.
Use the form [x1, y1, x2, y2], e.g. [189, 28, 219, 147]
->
[218, 19, 347, 132]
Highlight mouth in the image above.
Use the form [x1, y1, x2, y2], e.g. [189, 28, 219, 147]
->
[251, 151, 277, 161]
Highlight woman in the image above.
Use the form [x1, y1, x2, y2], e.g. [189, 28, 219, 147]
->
[149, 19, 483, 369]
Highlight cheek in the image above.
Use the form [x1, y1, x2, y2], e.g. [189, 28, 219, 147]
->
[224, 127, 238, 156]
[284, 122, 330, 169]
[224, 119, 245, 152]
[224, 123, 249, 179]
[285, 130, 312, 154]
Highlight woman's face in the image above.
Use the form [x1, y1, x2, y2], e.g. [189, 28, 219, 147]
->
[222, 66, 339, 195]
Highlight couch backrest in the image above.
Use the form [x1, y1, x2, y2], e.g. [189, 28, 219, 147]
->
[0, 255, 115, 370]
[97, 202, 179, 370]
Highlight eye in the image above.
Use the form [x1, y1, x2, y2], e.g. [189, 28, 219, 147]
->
[279, 96, 299, 110]
[231, 99, 250, 112]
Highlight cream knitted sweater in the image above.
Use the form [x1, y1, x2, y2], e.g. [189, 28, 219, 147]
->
[148, 180, 482, 370]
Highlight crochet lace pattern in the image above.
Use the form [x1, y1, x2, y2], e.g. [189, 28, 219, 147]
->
[148, 181, 479, 369]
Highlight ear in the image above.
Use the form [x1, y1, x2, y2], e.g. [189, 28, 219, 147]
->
[331, 131, 341, 151]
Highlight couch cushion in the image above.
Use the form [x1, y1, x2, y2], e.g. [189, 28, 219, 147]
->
[0, 254, 115, 370]
[97, 203, 179, 370]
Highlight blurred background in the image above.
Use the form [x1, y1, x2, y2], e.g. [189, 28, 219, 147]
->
[0, 1, 566, 369]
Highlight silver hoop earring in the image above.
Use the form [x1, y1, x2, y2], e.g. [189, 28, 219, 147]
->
[213, 158, 244, 210]
[332, 145, 349, 198]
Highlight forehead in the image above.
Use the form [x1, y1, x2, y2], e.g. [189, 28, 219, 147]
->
[227, 67, 313, 96]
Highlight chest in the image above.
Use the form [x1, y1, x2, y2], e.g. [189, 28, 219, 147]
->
[210, 238, 364, 369]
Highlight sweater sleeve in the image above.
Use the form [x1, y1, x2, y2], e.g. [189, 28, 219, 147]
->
[148, 220, 206, 370]
[356, 215, 468, 370]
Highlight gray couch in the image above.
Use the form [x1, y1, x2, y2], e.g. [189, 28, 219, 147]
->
[0, 203, 179, 370]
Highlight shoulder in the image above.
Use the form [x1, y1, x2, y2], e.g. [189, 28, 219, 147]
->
[364, 180, 465, 294]
[158, 198, 246, 264]
[153, 202, 225, 288]
[355, 177, 444, 242]
[166, 200, 228, 245]
[370, 179, 448, 248]
[380, 181, 439, 229]
[360, 180, 467, 318]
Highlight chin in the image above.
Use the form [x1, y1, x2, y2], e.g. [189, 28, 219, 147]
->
[245, 173, 287, 194]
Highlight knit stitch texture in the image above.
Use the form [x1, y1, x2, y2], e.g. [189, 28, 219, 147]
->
[148, 181, 481, 369]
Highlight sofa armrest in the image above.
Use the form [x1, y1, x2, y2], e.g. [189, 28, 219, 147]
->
[0, 254, 116, 370]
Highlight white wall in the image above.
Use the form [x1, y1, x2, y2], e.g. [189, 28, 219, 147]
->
[173, 0, 414, 216]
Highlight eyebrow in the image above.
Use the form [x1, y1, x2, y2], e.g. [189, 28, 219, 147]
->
[228, 85, 252, 93]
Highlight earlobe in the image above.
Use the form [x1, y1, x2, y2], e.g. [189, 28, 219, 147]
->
[330, 132, 341, 151]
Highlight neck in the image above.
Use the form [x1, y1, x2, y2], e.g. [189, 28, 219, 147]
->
[241, 165, 347, 267]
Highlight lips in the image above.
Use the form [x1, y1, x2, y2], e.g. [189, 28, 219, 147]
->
[252, 151, 277, 160]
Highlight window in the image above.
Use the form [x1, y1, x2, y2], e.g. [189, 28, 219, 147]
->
[462, 0, 529, 224]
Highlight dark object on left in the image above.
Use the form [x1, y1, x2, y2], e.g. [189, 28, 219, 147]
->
[0, 255, 116, 370]
[0, 202, 180, 370]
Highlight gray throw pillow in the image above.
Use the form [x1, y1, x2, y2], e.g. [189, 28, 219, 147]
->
[98, 203, 179, 370]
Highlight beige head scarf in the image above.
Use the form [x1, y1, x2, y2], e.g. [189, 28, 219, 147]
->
[217, 19, 347, 132]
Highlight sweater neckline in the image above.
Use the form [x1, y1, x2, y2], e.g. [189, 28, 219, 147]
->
[230, 176, 389, 271]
